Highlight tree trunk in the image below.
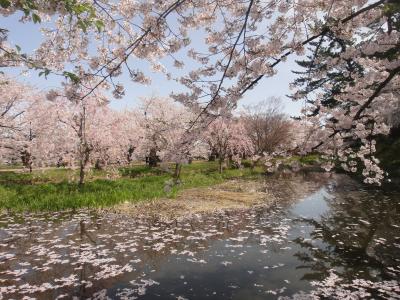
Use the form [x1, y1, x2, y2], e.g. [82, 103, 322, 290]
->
[208, 148, 217, 161]
[78, 106, 88, 186]
[28, 124, 33, 173]
[127, 146, 135, 164]
[218, 157, 224, 174]
[94, 159, 104, 170]
[173, 163, 182, 183]
[227, 154, 233, 168]
[21, 150, 33, 173]
[148, 148, 158, 167]
[79, 159, 85, 186]
[78, 146, 90, 186]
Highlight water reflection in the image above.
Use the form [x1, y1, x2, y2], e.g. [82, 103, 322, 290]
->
[291, 177, 400, 283]
[0, 173, 399, 299]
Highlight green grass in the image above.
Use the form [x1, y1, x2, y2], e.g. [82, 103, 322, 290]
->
[0, 164, 23, 170]
[276, 154, 321, 165]
[0, 162, 264, 212]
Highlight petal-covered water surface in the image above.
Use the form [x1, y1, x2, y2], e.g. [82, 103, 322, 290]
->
[1, 173, 399, 299]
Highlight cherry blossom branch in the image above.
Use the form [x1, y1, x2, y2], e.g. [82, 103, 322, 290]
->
[353, 65, 400, 120]
[79, 0, 187, 102]
[311, 65, 399, 151]
[188, 0, 255, 129]
[240, 0, 386, 96]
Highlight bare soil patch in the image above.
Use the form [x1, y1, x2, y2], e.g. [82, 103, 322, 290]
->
[109, 179, 275, 220]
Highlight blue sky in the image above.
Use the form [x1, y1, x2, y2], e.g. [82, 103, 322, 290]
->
[2, 12, 304, 117]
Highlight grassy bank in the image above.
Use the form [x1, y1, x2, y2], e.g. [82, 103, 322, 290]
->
[0, 162, 264, 211]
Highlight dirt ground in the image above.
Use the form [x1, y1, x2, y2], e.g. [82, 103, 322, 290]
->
[109, 179, 276, 221]
[106, 172, 332, 222]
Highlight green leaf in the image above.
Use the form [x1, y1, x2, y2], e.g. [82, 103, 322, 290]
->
[15, 45, 21, 52]
[94, 20, 104, 32]
[74, 3, 88, 14]
[383, 3, 400, 15]
[0, 0, 11, 8]
[63, 71, 80, 84]
[77, 19, 87, 33]
[38, 68, 51, 79]
[32, 13, 41, 24]
[21, 0, 37, 16]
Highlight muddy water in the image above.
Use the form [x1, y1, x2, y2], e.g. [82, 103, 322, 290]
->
[0, 173, 399, 299]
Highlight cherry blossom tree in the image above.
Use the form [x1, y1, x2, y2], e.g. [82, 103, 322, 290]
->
[204, 117, 253, 173]
[287, 1, 399, 184]
[170, 0, 398, 183]
[1, 0, 398, 184]
[135, 96, 196, 180]
[10, 96, 60, 172]
[132, 96, 213, 181]
[53, 78, 117, 185]
[0, 74, 51, 169]
[0, 76, 148, 181]
[1, 0, 191, 101]
[112, 109, 145, 166]
[0, 74, 31, 132]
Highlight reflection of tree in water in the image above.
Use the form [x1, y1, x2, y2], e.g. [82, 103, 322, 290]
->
[292, 175, 400, 282]
[3, 173, 368, 299]
[77, 219, 99, 298]
[265, 171, 332, 204]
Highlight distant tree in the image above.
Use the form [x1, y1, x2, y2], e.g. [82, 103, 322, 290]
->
[242, 97, 292, 165]
[204, 117, 253, 173]
[0, 75, 31, 132]
[0, 75, 60, 171]
[53, 78, 116, 185]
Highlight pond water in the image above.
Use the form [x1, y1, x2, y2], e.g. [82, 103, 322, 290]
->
[1, 173, 399, 299]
